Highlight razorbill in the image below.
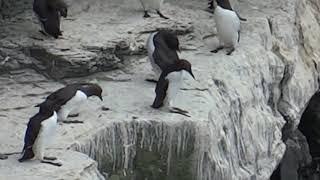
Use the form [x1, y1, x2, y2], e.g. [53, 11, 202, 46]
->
[146, 30, 180, 82]
[19, 100, 61, 166]
[208, 0, 246, 21]
[36, 83, 103, 124]
[152, 59, 195, 117]
[139, 0, 169, 19]
[33, 0, 68, 38]
[210, 0, 241, 55]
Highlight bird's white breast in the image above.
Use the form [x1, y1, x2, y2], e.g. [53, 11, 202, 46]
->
[165, 70, 185, 107]
[214, 6, 240, 46]
[33, 111, 57, 160]
[58, 90, 87, 121]
[147, 32, 162, 77]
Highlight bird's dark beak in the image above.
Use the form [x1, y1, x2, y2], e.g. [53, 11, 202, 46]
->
[189, 70, 195, 80]
[99, 95, 103, 101]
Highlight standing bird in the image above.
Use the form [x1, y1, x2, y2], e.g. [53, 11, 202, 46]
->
[36, 83, 103, 124]
[152, 59, 195, 117]
[139, 0, 169, 19]
[146, 30, 180, 82]
[33, 0, 68, 38]
[208, 0, 246, 21]
[19, 100, 61, 166]
[210, 0, 240, 55]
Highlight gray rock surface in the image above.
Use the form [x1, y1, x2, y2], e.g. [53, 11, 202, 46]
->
[0, 150, 104, 180]
[0, 0, 320, 180]
[0, 0, 192, 78]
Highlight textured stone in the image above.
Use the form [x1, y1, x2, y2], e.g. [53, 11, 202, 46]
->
[0, 0, 320, 180]
[0, 0, 193, 78]
[0, 151, 104, 180]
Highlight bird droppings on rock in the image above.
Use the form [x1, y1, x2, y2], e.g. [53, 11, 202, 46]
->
[0, 0, 320, 179]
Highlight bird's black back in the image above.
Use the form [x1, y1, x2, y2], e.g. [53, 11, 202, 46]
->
[36, 83, 101, 110]
[39, 84, 83, 109]
[153, 31, 180, 71]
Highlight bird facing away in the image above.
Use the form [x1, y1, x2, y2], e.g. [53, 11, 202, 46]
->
[139, 0, 169, 19]
[146, 30, 180, 82]
[210, 0, 240, 55]
[33, 0, 68, 38]
[152, 59, 195, 117]
[19, 100, 62, 166]
[36, 83, 103, 124]
[208, 0, 246, 21]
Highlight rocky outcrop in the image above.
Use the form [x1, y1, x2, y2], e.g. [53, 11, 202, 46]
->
[0, 0, 193, 78]
[0, 0, 320, 180]
[0, 150, 104, 180]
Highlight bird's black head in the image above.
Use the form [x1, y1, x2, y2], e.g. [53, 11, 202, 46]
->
[82, 84, 103, 101]
[178, 59, 195, 79]
[160, 30, 180, 52]
[216, 0, 233, 10]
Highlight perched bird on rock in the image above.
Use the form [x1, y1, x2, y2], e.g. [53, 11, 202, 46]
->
[19, 100, 62, 166]
[36, 83, 103, 124]
[33, 0, 68, 38]
[207, 0, 246, 21]
[152, 59, 195, 117]
[210, 0, 241, 55]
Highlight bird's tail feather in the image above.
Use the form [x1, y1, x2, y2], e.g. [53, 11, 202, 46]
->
[18, 148, 34, 162]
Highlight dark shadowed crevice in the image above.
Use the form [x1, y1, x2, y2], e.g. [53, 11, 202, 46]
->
[298, 92, 320, 179]
[271, 92, 320, 180]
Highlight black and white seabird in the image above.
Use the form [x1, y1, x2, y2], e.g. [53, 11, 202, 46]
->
[33, 0, 68, 38]
[210, 0, 241, 55]
[152, 59, 195, 117]
[139, 0, 169, 19]
[208, 0, 246, 21]
[146, 30, 180, 82]
[19, 100, 61, 166]
[36, 83, 103, 124]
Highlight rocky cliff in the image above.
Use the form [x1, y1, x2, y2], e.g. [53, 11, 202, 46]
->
[0, 0, 320, 179]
